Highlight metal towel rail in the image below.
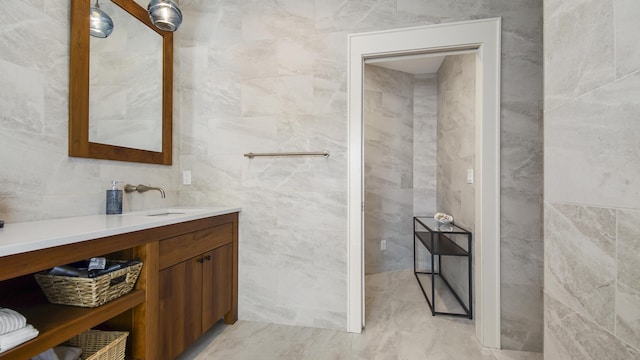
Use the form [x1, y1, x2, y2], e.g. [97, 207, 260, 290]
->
[244, 151, 330, 159]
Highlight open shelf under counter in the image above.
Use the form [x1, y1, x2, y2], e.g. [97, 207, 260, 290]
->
[0, 290, 144, 360]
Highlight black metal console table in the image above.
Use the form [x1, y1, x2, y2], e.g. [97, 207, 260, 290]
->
[413, 216, 472, 318]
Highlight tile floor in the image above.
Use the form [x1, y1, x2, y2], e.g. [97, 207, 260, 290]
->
[182, 269, 542, 359]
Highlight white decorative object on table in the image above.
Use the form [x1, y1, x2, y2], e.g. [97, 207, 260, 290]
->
[434, 213, 454, 224]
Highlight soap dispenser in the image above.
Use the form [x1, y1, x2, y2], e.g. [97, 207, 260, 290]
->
[106, 180, 123, 215]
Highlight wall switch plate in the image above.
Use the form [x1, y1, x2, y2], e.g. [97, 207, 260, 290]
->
[381, 240, 386, 251]
[182, 170, 192, 185]
[467, 169, 474, 184]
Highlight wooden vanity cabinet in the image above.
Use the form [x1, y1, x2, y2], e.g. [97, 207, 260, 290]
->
[0, 212, 238, 360]
[158, 223, 235, 358]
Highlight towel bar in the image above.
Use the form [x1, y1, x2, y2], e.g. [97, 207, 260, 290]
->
[244, 151, 330, 159]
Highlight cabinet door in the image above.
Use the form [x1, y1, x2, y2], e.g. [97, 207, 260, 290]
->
[184, 255, 204, 345]
[201, 244, 232, 332]
[159, 262, 186, 360]
[159, 256, 203, 359]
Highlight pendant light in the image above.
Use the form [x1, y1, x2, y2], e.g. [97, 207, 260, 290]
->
[147, 0, 182, 32]
[89, 0, 114, 38]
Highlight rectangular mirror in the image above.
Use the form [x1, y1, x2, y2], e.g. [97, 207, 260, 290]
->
[69, 0, 173, 165]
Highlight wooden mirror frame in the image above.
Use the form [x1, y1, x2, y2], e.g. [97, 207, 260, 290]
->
[69, 0, 173, 165]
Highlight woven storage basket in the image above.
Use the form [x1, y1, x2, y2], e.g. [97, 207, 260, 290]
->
[35, 262, 143, 308]
[67, 330, 128, 360]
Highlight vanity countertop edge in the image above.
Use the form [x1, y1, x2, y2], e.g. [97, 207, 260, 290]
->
[0, 206, 242, 257]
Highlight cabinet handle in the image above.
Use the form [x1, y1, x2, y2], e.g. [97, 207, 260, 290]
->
[197, 258, 204, 264]
[204, 255, 211, 261]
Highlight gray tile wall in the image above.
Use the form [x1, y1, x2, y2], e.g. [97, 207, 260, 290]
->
[436, 54, 475, 310]
[363, 64, 417, 275]
[362, 68, 438, 275]
[413, 75, 439, 218]
[544, 0, 640, 357]
[436, 54, 476, 231]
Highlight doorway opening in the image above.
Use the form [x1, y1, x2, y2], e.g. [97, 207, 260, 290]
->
[347, 18, 502, 348]
[363, 49, 476, 317]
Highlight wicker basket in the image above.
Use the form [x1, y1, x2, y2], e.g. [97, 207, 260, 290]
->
[67, 330, 128, 360]
[35, 262, 143, 308]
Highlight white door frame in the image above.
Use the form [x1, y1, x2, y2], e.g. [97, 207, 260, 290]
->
[346, 18, 502, 349]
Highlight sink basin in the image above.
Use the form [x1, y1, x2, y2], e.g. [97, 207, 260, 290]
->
[146, 212, 185, 216]
[123, 208, 206, 217]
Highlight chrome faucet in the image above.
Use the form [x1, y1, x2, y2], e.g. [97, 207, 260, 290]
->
[124, 184, 166, 199]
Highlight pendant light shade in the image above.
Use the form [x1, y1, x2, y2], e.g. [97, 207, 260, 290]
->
[89, 0, 114, 38]
[147, 0, 182, 32]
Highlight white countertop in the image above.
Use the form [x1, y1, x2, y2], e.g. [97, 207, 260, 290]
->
[0, 206, 241, 257]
